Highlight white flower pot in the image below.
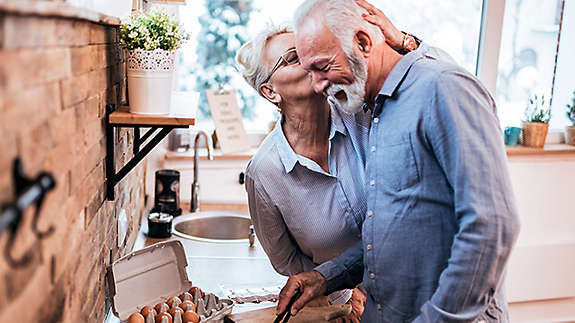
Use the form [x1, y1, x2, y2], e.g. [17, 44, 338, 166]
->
[126, 49, 176, 115]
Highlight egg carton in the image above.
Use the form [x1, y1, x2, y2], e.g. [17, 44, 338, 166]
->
[192, 290, 234, 323]
[109, 240, 234, 323]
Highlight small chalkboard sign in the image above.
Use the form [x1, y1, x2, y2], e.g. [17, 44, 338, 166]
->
[205, 89, 251, 154]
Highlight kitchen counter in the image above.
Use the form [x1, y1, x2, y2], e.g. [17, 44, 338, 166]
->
[105, 208, 287, 322]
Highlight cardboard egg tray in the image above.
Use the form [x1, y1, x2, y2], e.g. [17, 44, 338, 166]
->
[108, 240, 234, 322]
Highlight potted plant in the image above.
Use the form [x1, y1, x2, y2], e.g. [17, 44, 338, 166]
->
[522, 93, 551, 148]
[120, 11, 184, 114]
[566, 91, 575, 146]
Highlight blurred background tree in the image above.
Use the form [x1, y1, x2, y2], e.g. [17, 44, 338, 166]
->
[191, 0, 256, 119]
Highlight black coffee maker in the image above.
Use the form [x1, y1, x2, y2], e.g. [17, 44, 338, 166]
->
[152, 169, 182, 216]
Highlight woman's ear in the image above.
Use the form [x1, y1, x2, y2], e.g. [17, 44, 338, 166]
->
[355, 30, 373, 58]
[259, 83, 282, 105]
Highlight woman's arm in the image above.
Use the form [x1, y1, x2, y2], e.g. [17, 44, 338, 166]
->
[245, 172, 316, 276]
[355, 0, 418, 53]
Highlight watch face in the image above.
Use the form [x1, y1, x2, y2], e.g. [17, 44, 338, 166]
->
[404, 35, 417, 52]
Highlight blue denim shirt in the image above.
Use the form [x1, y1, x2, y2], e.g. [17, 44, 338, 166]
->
[315, 45, 520, 322]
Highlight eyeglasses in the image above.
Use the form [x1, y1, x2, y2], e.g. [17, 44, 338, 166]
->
[262, 48, 299, 84]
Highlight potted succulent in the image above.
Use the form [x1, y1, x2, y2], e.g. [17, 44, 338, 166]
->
[521, 93, 551, 148]
[119, 11, 184, 114]
[566, 91, 575, 146]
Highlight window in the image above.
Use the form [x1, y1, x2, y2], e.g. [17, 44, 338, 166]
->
[379, 1, 484, 75]
[495, 0, 565, 129]
[176, 0, 484, 132]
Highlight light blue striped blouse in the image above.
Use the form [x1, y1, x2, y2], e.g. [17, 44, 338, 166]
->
[245, 104, 370, 301]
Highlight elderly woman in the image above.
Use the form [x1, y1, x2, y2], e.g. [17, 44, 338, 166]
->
[236, 2, 421, 321]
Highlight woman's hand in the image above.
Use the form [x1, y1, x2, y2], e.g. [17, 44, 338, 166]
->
[355, 0, 405, 51]
[334, 288, 366, 323]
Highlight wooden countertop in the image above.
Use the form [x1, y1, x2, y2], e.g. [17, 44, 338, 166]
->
[505, 144, 575, 156]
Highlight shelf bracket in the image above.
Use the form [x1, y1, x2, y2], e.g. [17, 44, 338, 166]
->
[105, 105, 190, 201]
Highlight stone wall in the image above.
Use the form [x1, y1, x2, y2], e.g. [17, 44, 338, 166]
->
[0, 7, 148, 323]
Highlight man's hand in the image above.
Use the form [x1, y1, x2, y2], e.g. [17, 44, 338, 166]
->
[355, 0, 405, 51]
[334, 288, 366, 323]
[276, 270, 327, 316]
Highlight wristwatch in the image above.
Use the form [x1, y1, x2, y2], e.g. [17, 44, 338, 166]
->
[399, 32, 420, 54]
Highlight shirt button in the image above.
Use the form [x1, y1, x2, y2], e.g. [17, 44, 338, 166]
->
[367, 210, 373, 217]
[377, 304, 382, 311]
[366, 244, 372, 250]
[370, 179, 375, 186]
[346, 208, 351, 213]
[369, 273, 375, 279]
[374, 118, 379, 124]
[371, 146, 376, 152]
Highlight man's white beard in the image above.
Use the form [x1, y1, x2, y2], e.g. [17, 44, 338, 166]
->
[326, 51, 368, 114]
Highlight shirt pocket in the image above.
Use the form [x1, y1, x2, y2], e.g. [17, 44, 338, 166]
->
[379, 133, 420, 191]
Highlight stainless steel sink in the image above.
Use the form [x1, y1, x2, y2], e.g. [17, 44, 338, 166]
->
[172, 211, 252, 243]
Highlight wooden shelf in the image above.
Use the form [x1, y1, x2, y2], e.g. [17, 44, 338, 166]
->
[506, 144, 575, 156]
[109, 106, 195, 127]
[105, 105, 195, 200]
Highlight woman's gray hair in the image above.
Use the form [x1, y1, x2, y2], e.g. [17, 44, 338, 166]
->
[235, 24, 293, 96]
[293, 0, 384, 56]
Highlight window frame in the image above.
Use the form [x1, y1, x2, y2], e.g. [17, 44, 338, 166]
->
[477, 0, 567, 141]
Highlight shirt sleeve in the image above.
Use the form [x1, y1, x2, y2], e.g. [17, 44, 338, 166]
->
[244, 172, 316, 276]
[414, 70, 520, 322]
[314, 242, 364, 295]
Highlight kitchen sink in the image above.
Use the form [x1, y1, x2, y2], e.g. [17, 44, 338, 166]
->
[172, 211, 252, 243]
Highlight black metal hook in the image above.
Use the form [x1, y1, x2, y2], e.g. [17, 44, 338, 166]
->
[1, 159, 56, 268]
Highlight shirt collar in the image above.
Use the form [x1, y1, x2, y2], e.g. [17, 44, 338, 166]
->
[329, 102, 348, 140]
[274, 105, 347, 174]
[379, 46, 426, 97]
[372, 45, 428, 116]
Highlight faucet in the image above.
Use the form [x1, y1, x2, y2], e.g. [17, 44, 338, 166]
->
[190, 130, 214, 212]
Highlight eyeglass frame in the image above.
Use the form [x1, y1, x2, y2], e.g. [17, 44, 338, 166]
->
[261, 48, 299, 85]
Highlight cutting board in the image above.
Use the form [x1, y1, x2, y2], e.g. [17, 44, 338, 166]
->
[227, 304, 352, 322]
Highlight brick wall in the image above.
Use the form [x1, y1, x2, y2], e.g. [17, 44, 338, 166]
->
[0, 11, 148, 323]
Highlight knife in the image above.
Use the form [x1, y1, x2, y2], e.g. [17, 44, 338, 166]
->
[273, 289, 302, 323]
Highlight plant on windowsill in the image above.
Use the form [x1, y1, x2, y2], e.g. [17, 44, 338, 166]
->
[119, 11, 185, 114]
[566, 91, 575, 146]
[521, 93, 551, 148]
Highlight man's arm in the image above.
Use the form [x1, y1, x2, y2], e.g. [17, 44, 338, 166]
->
[276, 242, 365, 316]
[415, 70, 520, 322]
[245, 173, 316, 276]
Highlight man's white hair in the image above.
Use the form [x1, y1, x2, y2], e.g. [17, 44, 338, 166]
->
[293, 0, 384, 55]
[235, 24, 293, 96]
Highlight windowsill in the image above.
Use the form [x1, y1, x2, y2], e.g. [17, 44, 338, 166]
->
[506, 144, 575, 156]
[0, 0, 121, 26]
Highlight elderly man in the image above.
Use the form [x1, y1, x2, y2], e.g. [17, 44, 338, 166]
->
[276, 0, 521, 322]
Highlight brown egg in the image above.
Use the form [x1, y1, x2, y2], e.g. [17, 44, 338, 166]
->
[155, 302, 169, 313]
[167, 296, 182, 308]
[188, 287, 205, 299]
[128, 313, 145, 323]
[156, 312, 173, 323]
[182, 311, 199, 323]
[140, 306, 157, 317]
[179, 292, 193, 302]
[169, 306, 184, 317]
[181, 302, 195, 312]
[180, 301, 194, 312]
